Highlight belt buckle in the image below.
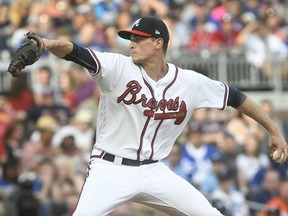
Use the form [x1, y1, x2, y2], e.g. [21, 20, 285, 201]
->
[113, 156, 123, 165]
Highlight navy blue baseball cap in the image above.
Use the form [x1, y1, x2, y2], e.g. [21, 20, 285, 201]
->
[118, 17, 170, 44]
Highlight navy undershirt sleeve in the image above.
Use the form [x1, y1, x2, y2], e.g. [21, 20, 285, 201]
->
[62, 42, 98, 73]
[227, 85, 247, 108]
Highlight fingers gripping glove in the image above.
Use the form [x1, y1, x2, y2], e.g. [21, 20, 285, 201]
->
[6, 31, 45, 77]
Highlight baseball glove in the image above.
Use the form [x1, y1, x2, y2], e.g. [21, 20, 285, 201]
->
[6, 31, 45, 77]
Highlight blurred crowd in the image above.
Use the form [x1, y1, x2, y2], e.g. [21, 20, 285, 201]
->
[1, 0, 288, 75]
[0, 0, 288, 216]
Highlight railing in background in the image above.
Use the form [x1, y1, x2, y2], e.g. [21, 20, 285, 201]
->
[168, 51, 288, 91]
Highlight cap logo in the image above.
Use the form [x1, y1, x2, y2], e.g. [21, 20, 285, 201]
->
[133, 18, 141, 27]
[155, 30, 160, 35]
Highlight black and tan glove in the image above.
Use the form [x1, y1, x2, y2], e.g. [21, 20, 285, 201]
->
[6, 31, 45, 77]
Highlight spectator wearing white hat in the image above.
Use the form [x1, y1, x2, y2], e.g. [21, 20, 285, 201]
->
[52, 108, 95, 162]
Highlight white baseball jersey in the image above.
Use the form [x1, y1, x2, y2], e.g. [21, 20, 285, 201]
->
[88, 50, 228, 161]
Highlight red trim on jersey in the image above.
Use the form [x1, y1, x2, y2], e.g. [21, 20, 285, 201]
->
[137, 79, 155, 160]
[162, 65, 178, 98]
[88, 48, 101, 75]
[90, 151, 104, 159]
[149, 120, 164, 160]
[220, 83, 228, 110]
[143, 79, 155, 98]
[137, 118, 151, 160]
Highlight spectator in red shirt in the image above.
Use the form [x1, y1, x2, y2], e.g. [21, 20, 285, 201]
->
[3, 119, 26, 165]
[0, 138, 6, 164]
[211, 13, 241, 52]
[7, 74, 34, 112]
[0, 92, 16, 164]
[189, 17, 218, 53]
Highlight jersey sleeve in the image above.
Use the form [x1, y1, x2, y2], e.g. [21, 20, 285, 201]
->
[194, 73, 228, 110]
[88, 49, 129, 94]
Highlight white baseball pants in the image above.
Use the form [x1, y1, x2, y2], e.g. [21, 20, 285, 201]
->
[72, 157, 223, 216]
